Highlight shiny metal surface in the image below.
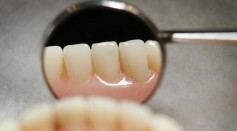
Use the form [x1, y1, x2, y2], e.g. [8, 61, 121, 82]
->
[0, 0, 237, 131]
[159, 31, 237, 44]
[43, 0, 164, 102]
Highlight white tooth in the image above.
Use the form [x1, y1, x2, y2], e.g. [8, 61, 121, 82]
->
[150, 114, 183, 131]
[21, 104, 55, 131]
[63, 44, 93, 84]
[43, 46, 64, 87]
[88, 97, 119, 130]
[0, 120, 22, 131]
[55, 97, 88, 131]
[145, 40, 162, 74]
[119, 40, 149, 82]
[92, 42, 120, 82]
[120, 101, 151, 131]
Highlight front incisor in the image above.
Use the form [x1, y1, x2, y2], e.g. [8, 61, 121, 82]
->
[63, 44, 93, 84]
[119, 40, 150, 82]
[92, 42, 121, 83]
[88, 97, 119, 130]
[55, 97, 88, 131]
[120, 101, 151, 131]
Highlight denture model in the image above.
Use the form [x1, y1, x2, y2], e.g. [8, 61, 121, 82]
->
[1, 41, 182, 131]
[43, 40, 162, 101]
[0, 97, 183, 131]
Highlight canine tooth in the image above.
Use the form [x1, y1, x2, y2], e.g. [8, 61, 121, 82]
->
[55, 97, 88, 131]
[63, 44, 92, 84]
[88, 97, 119, 130]
[21, 104, 55, 131]
[150, 114, 183, 131]
[44, 46, 64, 86]
[120, 101, 151, 131]
[119, 40, 149, 82]
[0, 120, 22, 131]
[145, 40, 162, 74]
[92, 42, 120, 82]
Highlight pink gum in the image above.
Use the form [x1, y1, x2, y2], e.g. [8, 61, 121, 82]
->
[51, 71, 159, 102]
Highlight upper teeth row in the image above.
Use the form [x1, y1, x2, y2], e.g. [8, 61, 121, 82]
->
[0, 97, 182, 131]
[44, 40, 162, 86]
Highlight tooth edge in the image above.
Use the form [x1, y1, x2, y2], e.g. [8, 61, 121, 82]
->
[43, 46, 64, 87]
[92, 41, 120, 83]
[63, 44, 93, 84]
[88, 97, 119, 129]
[145, 40, 162, 74]
[119, 101, 151, 131]
[119, 40, 149, 82]
[55, 97, 88, 129]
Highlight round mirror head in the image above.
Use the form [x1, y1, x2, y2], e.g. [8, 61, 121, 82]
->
[43, 0, 164, 103]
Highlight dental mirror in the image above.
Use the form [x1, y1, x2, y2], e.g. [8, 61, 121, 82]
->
[43, 0, 237, 103]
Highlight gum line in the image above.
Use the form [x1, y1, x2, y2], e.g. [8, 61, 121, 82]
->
[52, 71, 159, 102]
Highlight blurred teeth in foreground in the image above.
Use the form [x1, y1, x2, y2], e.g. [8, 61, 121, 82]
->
[0, 97, 183, 131]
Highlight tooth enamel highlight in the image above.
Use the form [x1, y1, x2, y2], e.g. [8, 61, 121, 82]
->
[55, 97, 88, 131]
[150, 114, 183, 131]
[44, 46, 64, 86]
[21, 104, 55, 131]
[120, 101, 151, 131]
[92, 42, 120, 83]
[145, 40, 162, 74]
[88, 97, 119, 130]
[63, 44, 93, 84]
[119, 40, 150, 82]
[0, 120, 22, 131]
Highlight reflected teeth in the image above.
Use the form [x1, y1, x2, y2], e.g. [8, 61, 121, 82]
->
[44, 39, 162, 84]
[92, 42, 120, 82]
[119, 40, 150, 82]
[120, 101, 151, 131]
[145, 40, 162, 74]
[88, 97, 119, 130]
[1, 97, 182, 131]
[43, 46, 64, 86]
[63, 44, 93, 84]
[55, 97, 88, 131]
[21, 104, 55, 131]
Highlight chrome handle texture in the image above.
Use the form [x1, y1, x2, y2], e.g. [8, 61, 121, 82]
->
[159, 30, 237, 44]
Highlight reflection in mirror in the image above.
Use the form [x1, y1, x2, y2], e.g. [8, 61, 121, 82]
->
[43, 8, 163, 102]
